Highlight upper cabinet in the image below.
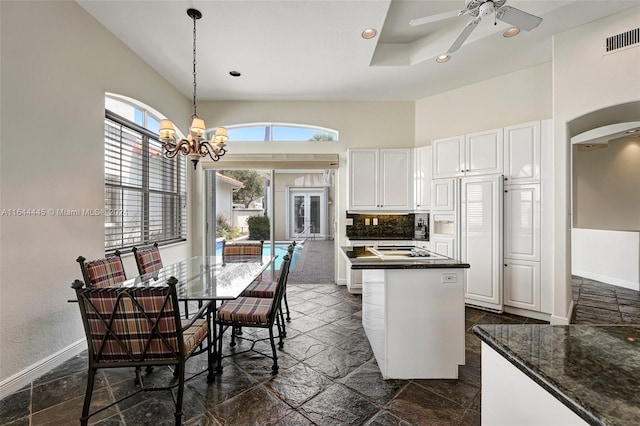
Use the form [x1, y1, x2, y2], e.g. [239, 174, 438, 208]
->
[503, 121, 541, 184]
[413, 145, 432, 211]
[348, 149, 411, 211]
[432, 129, 503, 179]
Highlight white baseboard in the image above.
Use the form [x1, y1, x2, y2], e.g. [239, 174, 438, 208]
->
[0, 339, 86, 400]
[504, 306, 552, 322]
[336, 278, 347, 286]
[573, 269, 639, 291]
[550, 300, 574, 325]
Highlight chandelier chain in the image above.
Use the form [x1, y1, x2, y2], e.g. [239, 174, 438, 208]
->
[192, 13, 198, 119]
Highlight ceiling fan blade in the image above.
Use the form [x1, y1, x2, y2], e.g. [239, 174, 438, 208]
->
[447, 19, 480, 54]
[496, 6, 543, 31]
[409, 8, 466, 27]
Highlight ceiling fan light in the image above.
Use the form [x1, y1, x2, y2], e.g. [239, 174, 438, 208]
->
[436, 54, 450, 63]
[503, 27, 521, 37]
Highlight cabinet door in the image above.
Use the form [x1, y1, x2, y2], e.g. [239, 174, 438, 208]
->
[504, 121, 540, 184]
[504, 184, 540, 261]
[432, 136, 464, 178]
[465, 129, 503, 176]
[349, 149, 379, 210]
[431, 237, 455, 258]
[504, 259, 540, 311]
[460, 176, 503, 310]
[379, 149, 411, 210]
[413, 146, 432, 211]
[431, 178, 455, 211]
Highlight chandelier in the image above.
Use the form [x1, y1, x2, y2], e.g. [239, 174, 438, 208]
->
[159, 8, 228, 169]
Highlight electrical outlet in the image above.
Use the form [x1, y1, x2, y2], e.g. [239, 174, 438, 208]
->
[372, 218, 378, 225]
[346, 218, 353, 226]
[364, 218, 370, 226]
[441, 273, 457, 283]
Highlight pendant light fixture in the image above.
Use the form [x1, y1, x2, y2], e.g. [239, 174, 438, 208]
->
[159, 8, 228, 169]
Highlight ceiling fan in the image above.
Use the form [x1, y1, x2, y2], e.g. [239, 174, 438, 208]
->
[409, 0, 543, 61]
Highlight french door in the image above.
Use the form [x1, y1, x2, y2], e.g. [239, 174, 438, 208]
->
[286, 187, 328, 240]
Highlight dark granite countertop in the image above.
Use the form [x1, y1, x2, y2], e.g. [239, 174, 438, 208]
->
[340, 246, 469, 270]
[473, 324, 640, 426]
[347, 236, 430, 242]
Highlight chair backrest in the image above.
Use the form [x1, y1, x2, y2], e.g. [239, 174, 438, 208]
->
[268, 254, 292, 323]
[222, 240, 264, 264]
[71, 278, 183, 365]
[272, 242, 296, 282]
[77, 251, 126, 288]
[132, 242, 163, 275]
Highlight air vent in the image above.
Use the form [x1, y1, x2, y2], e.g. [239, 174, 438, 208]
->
[604, 28, 639, 55]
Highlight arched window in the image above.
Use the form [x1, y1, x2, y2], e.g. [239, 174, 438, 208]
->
[104, 94, 186, 252]
[220, 123, 339, 142]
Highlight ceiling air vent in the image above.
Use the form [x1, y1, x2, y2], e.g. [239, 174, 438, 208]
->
[604, 28, 639, 55]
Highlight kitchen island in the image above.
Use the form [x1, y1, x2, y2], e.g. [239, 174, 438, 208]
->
[473, 324, 640, 426]
[341, 246, 470, 379]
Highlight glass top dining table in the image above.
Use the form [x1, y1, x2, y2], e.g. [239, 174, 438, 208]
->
[124, 255, 275, 301]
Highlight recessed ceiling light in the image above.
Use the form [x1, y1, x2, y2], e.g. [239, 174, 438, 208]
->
[361, 28, 377, 39]
[503, 27, 520, 37]
[436, 54, 450, 63]
[229, 70, 241, 77]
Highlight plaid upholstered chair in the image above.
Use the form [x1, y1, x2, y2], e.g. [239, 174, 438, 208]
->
[76, 251, 126, 288]
[240, 242, 296, 335]
[221, 240, 264, 264]
[71, 277, 213, 426]
[215, 253, 292, 373]
[132, 242, 163, 275]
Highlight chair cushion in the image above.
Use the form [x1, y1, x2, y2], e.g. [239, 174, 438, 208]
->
[216, 297, 273, 325]
[85, 257, 126, 288]
[181, 319, 208, 355]
[136, 247, 163, 274]
[240, 280, 277, 298]
[223, 242, 262, 262]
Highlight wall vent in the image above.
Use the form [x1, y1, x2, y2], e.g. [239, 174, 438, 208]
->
[604, 28, 639, 55]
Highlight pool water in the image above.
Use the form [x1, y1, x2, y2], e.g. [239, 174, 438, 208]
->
[216, 241, 301, 271]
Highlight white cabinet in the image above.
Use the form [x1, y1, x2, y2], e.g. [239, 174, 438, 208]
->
[460, 176, 503, 311]
[432, 129, 503, 179]
[431, 178, 455, 211]
[504, 259, 541, 311]
[432, 136, 464, 178]
[413, 145, 432, 211]
[504, 184, 540, 261]
[348, 149, 411, 211]
[431, 236, 456, 258]
[504, 121, 541, 184]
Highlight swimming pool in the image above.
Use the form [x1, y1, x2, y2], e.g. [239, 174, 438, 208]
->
[216, 241, 301, 271]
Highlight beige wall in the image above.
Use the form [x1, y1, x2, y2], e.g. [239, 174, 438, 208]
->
[552, 5, 640, 322]
[0, 1, 192, 385]
[573, 138, 640, 230]
[415, 62, 553, 145]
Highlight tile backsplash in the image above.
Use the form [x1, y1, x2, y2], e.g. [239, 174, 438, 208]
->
[346, 212, 415, 239]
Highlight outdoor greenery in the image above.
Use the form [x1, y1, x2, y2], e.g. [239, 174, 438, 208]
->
[219, 170, 264, 208]
[216, 214, 241, 240]
[247, 215, 270, 240]
[309, 133, 334, 141]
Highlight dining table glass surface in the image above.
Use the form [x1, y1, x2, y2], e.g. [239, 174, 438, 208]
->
[123, 255, 274, 301]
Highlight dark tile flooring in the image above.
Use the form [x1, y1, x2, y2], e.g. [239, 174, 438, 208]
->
[572, 276, 640, 324]
[1, 278, 638, 426]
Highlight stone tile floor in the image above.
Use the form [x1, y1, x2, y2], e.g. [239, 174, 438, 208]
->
[1, 278, 638, 425]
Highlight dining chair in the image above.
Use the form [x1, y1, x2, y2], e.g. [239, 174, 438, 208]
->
[221, 240, 264, 264]
[76, 251, 126, 288]
[240, 242, 296, 335]
[132, 242, 163, 275]
[215, 253, 292, 373]
[71, 277, 213, 426]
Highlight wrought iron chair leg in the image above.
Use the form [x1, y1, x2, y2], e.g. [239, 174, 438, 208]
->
[174, 364, 184, 426]
[269, 326, 279, 372]
[230, 325, 237, 348]
[279, 306, 287, 337]
[216, 323, 224, 373]
[284, 291, 291, 322]
[275, 315, 284, 349]
[207, 307, 215, 383]
[80, 368, 96, 426]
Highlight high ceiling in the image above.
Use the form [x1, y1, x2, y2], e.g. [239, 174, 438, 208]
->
[77, 0, 639, 101]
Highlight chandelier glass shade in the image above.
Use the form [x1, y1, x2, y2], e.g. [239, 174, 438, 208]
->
[160, 8, 228, 169]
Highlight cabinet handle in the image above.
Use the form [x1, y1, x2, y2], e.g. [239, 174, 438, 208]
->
[504, 264, 508, 267]
[504, 190, 508, 193]
[504, 177, 509, 181]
